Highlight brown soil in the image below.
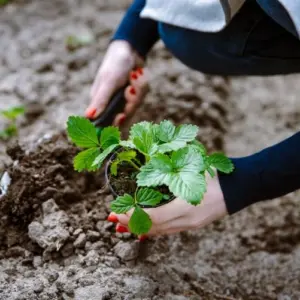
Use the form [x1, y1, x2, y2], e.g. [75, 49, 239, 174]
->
[1, 0, 300, 299]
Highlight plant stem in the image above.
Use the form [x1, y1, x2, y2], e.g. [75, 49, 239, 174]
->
[133, 158, 142, 166]
[134, 188, 138, 204]
[145, 154, 150, 163]
[127, 160, 140, 171]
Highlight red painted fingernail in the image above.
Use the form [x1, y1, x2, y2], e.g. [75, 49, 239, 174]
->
[116, 224, 128, 233]
[107, 214, 118, 223]
[129, 87, 136, 95]
[139, 235, 148, 242]
[86, 108, 97, 118]
[119, 115, 126, 126]
[131, 72, 138, 80]
[137, 68, 143, 75]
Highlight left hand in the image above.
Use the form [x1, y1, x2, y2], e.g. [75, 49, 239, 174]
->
[107, 174, 228, 239]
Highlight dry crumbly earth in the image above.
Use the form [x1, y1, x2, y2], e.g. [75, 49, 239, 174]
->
[1, 1, 300, 300]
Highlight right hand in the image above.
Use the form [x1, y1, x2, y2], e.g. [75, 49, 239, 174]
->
[109, 173, 228, 239]
[86, 40, 149, 126]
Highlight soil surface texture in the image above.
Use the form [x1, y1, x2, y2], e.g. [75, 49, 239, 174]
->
[1, 1, 300, 299]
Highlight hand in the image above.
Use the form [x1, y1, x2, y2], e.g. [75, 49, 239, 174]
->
[86, 40, 149, 126]
[108, 174, 228, 239]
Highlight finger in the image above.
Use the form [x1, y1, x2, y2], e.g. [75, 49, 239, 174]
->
[117, 198, 191, 227]
[115, 223, 130, 233]
[86, 80, 117, 119]
[123, 72, 149, 117]
[113, 113, 127, 127]
[114, 208, 133, 226]
[130, 68, 149, 96]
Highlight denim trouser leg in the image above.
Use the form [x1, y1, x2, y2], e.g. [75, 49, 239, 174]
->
[158, 0, 300, 76]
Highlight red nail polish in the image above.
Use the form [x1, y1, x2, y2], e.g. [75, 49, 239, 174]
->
[131, 72, 138, 80]
[137, 68, 143, 75]
[86, 108, 96, 118]
[116, 224, 128, 233]
[119, 115, 126, 126]
[129, 87, 136, 95]
[139, 235, 148, 242]
[107, 214, 118, 223]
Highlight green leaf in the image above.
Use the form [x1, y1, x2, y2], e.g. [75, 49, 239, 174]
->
[150, 154, 173, 172]
[130, 121, 158, 155]
[67, 116, 99, 148]
[92, 144, 118, 167]
[129, 121, 153, 140]
[137, 188, 163, 206]
[169, 172, 206, 205]
[158, 124, 199, 153]
[163, 194, 170, 200]
[100, 126, 120, 150]
[128, 206, 152, 235]
[207, 167, 216, 178]
[176, 124, 199, 142]
[1, 124, 17, 138]
[207, 153, 234, 174]
[117, 150, 136, 161]
[137, 154, 173, 186]
[189, 140, 207, 156]
[157, 120, 175, 142]
[169, 148, 206, 203]
[171, 147, 203, 172]
[119, 140, 135, 149]
[74, 148, 100, 172]
[138, 147, 205, 203]
[1, 106, 25, 120]
[110, 160, 119, 176]
[110, 194, 135, 214]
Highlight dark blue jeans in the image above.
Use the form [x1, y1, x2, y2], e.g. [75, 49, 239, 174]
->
[158, 0, 300, 76]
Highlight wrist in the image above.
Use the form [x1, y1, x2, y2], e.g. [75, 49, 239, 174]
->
[110, 40, 144, 67]
[209, 175, 228, 218]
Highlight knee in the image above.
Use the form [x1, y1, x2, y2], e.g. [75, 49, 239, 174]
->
[158, 22, 230, 75]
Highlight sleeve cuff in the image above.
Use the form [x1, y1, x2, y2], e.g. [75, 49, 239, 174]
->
[218, 155, 265, 214]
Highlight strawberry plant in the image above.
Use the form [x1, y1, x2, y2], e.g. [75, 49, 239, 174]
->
[67, 116, 234, 235]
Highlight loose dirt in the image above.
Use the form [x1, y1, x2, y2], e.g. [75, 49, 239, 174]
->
[1, 0, 300, 299]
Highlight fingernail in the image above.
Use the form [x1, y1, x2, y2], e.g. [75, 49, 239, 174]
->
[138, 235, 148, 242]
[129, 86, 136, 95]
[85, 107, 97, 119]
[131, 72, 138, 80]
[137, 68, 143, 75]
[116, 224, 128, 233]
[119, 115, 126, 126]
[107, 214, 118, 223]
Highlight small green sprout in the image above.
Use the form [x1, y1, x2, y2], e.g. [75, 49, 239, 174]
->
[65, 33, 94, 52]
[0, 106, 25, 140]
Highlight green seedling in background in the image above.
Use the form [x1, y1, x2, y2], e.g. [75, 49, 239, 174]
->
[65, 33, 95, 52]
[0, 106, 25, 140]
[67, 116, 234, 235]
[0, 0, 11, 6]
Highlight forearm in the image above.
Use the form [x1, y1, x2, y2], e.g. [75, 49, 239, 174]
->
[112, 0, 159, 58]
[219, 132, 300, 213]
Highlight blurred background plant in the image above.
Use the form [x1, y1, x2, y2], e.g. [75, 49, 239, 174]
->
[0, 106, 25, 140]
[0, 0, 11, 6]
